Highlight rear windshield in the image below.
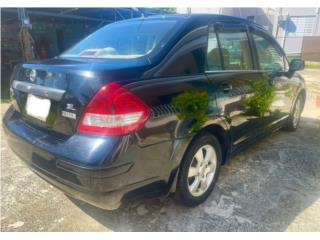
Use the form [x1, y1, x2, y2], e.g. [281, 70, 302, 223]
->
[61, 19, 177, 59]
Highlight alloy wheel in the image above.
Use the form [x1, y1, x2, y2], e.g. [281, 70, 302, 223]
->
[187, 145, 217, 197]
[293, 97, 302, 128]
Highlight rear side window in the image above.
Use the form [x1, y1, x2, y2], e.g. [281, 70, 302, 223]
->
[162, 45, 206, 76]
[207, 26, 222, 71]
[217, 31, 253, 70]
[253, 32, 288, 72]
[157, 30, 207, 76]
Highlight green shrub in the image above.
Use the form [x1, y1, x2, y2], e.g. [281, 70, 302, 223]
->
[243, 80, 276, 117]
[172, 91, 209, 131]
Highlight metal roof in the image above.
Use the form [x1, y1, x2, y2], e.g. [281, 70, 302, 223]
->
[1, 8, 170, 24]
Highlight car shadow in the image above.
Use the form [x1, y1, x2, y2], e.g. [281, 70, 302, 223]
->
[69, 116, 320, 231]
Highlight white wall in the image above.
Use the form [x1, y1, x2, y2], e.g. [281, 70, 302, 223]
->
[281, 8, 318, 16]
[176, 8, 220, 14]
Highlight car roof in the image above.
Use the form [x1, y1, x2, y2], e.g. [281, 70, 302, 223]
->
[128, 13, 268, 33]
[106, 13, 269, 39]
[148, 13, 249, 22]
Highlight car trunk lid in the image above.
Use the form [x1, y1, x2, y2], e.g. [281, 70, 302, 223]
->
[10, 57, 149, 137]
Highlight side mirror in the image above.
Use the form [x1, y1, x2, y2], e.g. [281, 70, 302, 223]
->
[289, 59, 305, 72]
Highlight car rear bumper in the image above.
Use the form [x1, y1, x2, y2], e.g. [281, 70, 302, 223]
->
[28, 162, 126, 210]
[2, 106, 160, 210]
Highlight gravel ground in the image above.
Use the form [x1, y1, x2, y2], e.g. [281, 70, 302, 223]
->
[1, 70, 320, 232]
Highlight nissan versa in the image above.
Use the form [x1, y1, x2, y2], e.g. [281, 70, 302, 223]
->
[3, 14, 306, 210]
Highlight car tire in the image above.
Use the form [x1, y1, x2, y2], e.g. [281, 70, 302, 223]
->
[283, 94, 304, 131]
[176, 133, 222, 207]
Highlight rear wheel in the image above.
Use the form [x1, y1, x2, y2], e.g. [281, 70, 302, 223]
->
[176, 133, 222, 207]
[284, 94, 304, 131]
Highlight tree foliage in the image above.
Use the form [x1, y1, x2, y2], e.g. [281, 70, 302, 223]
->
[158, 8, 177, 13]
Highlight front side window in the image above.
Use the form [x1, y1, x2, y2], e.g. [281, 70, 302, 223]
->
[61, 19, 177, 59]
[253, 32, 287, 72]
[217, 31, 253, 70]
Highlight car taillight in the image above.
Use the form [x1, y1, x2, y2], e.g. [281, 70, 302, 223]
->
[77, 82, 150, 135]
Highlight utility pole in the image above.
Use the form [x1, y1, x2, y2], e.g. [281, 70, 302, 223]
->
[17, 8, 29, 26]
[275, 8, 282, 42]
[282, 14, 290, 49]
[17, 8, 36, 61]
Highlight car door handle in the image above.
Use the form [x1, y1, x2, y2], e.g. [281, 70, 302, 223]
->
[222, 83, 232, 93]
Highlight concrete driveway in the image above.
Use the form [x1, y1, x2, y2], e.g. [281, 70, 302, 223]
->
[1, 70, 320, 232]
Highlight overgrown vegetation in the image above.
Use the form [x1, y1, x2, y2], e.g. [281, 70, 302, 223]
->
[158, 8, 177, 13]
[243, 80, 276, 117]
[304, 62, 320, 70]
[172, 90, 209, 132]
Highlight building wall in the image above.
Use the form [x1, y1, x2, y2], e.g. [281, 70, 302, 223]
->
[280, 8, 317, 16]
[221, 8, 277, 34]
[177, 7, 277, 34]
[276, 8, 320, 56]
[176, 7, 320, 58]
[301, 36, 320, 61]
[176, 8, 220, 14]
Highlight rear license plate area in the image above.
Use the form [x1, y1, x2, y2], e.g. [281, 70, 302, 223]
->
[25, 94, 51, 122]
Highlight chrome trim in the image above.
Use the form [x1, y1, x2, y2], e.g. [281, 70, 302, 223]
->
[12, 80, 65, 101]
[205, 70, 265, 74]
